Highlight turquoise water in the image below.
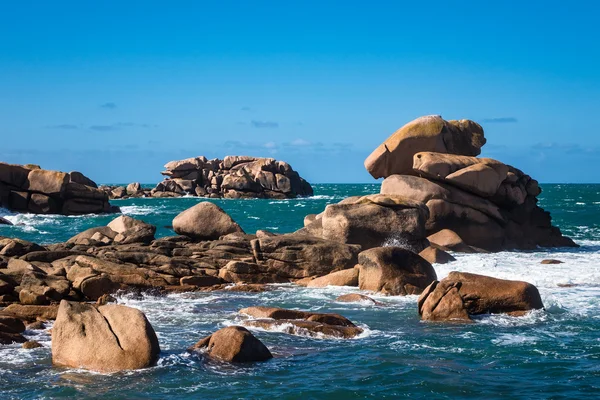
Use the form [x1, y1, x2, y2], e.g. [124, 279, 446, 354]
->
[1, 184, 600, 399]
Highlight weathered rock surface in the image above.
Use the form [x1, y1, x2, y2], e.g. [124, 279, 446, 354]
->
[381, 173, 575, 251]
[418, 246, 456, 264]
[188, 326, 272, 362]
[150, 155, 313, 199]
[318, 194, 429, 252]
[240, 306, 363, 339]
[364, 115, 486, 179]
[173, 202, 244, 240]
[357, 247, 437, 295]
[52, 300, 160, 372]
[0, 163, 117, 215]
[335, 293, 381, 305]
[418, 272, 544, 322]
[307, 267, 359, 288]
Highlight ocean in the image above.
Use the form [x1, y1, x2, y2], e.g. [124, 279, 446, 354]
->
[1, 184, 599, 399]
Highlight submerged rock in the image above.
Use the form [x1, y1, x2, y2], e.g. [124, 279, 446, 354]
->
[335, 293, 381, 305]
[52, 300, 160, 372]
[188, 326, 272, 362]
[239, 306, 363, 339]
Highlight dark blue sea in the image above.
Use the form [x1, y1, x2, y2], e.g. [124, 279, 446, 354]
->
[1, 184, 599, 399]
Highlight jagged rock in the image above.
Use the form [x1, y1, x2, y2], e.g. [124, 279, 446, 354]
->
[364, 115, 486, 178]
[107, 215, 156, 244]
[52, 300, 160, 372]
[307, 268, 359, 288]
[319, 194, 429, 252]
[0, 216, 12, 225]
[173, 202, 244, 240]
[0, 238, 45, 257]
[357, 247, 437, 295]
[418, 280, 471, 322]
[126, 182, 142, 195]
[218, 261, 286, 284]
[188, 326, 272, 362]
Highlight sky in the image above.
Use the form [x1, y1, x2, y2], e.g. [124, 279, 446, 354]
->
[1, 0, 599, 184]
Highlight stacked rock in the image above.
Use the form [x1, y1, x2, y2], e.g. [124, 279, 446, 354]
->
[152, 155, 313, 199]
[0, 163, 117, 215]
[364, 115, 576, 251]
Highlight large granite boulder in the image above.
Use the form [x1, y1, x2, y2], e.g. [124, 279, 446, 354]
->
[364, 115, 486, 179]
[357, 247, 437, 295]
[188, 326, 272, 362]
[173, 202, 244, 240]
[52, 301, 160, 372]
[317, 194, 429, 252]
[0, 163, 116, 215]
[418, 272, 544, 322]
[153, 155, 313, 199]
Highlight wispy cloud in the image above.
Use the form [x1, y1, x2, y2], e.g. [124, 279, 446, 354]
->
[251, 120, 279, 129]
[100, 102, 117, 110]
[90, 125, 117, 132]
[45, 124, 79, 130]
[481, 117, 518, 124]
[290, 138, 311, 146]
[240, 106, 252, 112]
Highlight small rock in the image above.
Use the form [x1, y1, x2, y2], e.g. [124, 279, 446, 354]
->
[335, 293, 381, 305]
[22, 340, 42, 349]
[541, 259, 564, 264]
[188, 326, 272, 362]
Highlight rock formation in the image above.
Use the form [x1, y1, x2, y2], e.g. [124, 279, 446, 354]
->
[0, 163, 117, 215]
[150, 155, 313, 199]
[51, 300, 160, 372]
[418, 272, 544, 322]
[365, 115, 576, 251]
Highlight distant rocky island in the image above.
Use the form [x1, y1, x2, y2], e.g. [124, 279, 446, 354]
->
[103, 155, 313, 200]
[0, 115, 577, 373]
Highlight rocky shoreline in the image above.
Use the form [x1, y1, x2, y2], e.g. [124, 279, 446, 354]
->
[0, 115, 576, 373]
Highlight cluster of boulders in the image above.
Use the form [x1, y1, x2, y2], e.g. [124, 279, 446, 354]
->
[0, 163, 118, 216]
[366, 115, 576, 251]
[0, 115, 576, 373]
[102, 156, 314, 200]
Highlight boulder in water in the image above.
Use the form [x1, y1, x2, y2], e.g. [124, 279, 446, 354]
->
[52, 300, 160, 372]
[188, 326, 272, 362]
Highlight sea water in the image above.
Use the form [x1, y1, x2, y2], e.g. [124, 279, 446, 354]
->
[0, 184, 599, 399]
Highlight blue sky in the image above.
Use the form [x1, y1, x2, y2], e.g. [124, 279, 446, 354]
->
[1, 1, 599, 183]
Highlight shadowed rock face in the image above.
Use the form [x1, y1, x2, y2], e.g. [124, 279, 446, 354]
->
[364, 115, 486, 179]
[51, 300, 160, 372]
[188, 326, 272, 362]
[0, 163, 116, 215]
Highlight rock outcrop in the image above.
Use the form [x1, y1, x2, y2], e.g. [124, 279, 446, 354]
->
[418, 272, 544, 322]
[188, 326, 272, 362]
[52, 300, 160, 372]
[368, 116, 576, 251]
[357, 247, 437, 295]
[150, 155, 313, 199]
[0, 163, 117, 215]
